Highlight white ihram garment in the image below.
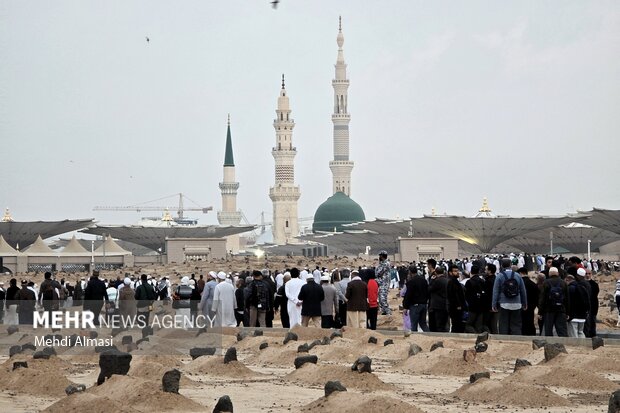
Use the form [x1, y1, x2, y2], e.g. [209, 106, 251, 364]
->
[285, 278, 305, 328]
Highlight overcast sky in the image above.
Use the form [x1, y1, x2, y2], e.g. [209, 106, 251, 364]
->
[2, 1, 619, 230]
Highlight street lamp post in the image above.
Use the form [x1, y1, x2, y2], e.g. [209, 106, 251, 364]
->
[550, 231, 554, 256]
[587, 239, 591, 261]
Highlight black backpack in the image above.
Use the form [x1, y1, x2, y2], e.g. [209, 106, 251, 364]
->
[548, 283, 564, 308]
[501, 271, 519, 298]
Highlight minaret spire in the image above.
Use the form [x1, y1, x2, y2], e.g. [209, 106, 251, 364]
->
[218, 116, 242, 253]
[329, 16, 353, 196]
[270, 76, 300, 245]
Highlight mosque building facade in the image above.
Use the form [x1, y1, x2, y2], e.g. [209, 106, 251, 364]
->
[217, 116, 243, 253]
[269, 75, 301, 245]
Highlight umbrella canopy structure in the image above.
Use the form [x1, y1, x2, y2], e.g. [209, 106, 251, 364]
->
[0, 219, 95, 249]
[417, 214, 588, 253]
[81, 224, 256, 252]
[579, 208, 620, 236]
[502, 224, 620, 254]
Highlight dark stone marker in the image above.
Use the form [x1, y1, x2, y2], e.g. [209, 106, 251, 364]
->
[532, 339, 547, 350]
[65, 384, 86, 395]
[592, 337, 604, 350]
[543, 343, 567, 362]
[97, 349, 132, 385]
[476, 331, 489, 344]
[514, 358, 532, 372]
[213, 395, 234, 413]
[189, 347, 217, 360]
[12, 361, 27, 371]
[408, 344, 422, 357]
[351, 355, 372, 373]
[9, 345, 21, 358]
[324, 380, 347, 397]
[294, 355, 318, 369]
[283, 331, 298, 345]
[368, 336, 378, 344]
[475, 342, 488, 353]
[162, 369, 181, 394]
[259, 342, 269, 350]
[469, 372, 490, 383]
[430, 341, 444, 352]
[224, 347, 237, 364]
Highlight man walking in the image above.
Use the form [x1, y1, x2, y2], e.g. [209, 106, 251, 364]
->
[447, 264, 467, 333]
[539, 267, 569, 337]
[402, 264, 429, 332]
[285, 268, 305, 328]
[428, 266, 449, 332]
[345, 270, 368, 328]
[84, 270, 109, 327]
[320, 274, 339, 329]
[464, 265, 485, 333]
[248, 270, 273, 328]
[134, 273, 156, 326]
[492, 258, 527, 335]
[375, 251, 392, 315]
[298, 272, 324, 328]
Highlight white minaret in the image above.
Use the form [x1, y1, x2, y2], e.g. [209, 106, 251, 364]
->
[217, 115, 242, 253]
[269, 75, 300, 245]
[329, 16, 354, 197]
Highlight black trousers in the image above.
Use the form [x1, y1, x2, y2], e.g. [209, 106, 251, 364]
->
[321, 315, 333, 329]
[366, 307, 378, 330]
[338, 301, 347, 326]
[429, 309, 449, 332]
[521, 308, 537, 336]
[449, 309, 465, 333]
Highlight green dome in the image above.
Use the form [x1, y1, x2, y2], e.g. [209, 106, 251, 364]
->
[312, 191, 366, 232]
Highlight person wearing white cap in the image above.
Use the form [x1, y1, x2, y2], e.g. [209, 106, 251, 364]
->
[320, 274, 338, 328]
[118, 277, 136, 320]
[538, 267, 569, 337]
[212, 271, 237, 327]
[312, 269, 321, 284]
[173, 276, 193, 329]
[298, 272, 324, 328]
[300, 270, 310, 282]
[199, 271, 218, 320]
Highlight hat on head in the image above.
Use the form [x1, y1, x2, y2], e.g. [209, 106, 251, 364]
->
[21, 279, 28, 285]
[320, 274, 330, 282]
[181, 276, 189, 285]
[124, 277, 131, 285]
[549, 267, 559, 276]
[217, 271, 227, 280]
[351, 269, 359, 275]
[577, 268, 586, 277]
[189, 279, 196, 286]
[0, 281, 4, 286]
[208, 271, 217, 279]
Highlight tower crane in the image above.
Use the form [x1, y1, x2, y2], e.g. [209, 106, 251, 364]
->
[93, 193, 213, 220]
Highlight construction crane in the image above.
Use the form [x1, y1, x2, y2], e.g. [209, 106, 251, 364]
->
[93, 193, 213, 219]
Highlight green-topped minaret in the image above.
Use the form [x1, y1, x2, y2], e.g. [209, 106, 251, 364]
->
[218, 114, 242, 253]
[224, 114, 235, 167]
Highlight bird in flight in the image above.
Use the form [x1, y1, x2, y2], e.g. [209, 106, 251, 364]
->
[271, 0, 279, 9]
[146, 36, 150, 42]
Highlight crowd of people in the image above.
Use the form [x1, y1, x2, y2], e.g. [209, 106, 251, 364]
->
[0, 253, 619, 337]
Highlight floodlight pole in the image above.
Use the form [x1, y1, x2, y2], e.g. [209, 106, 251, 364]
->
[587, 239, 591, 261]
[91, 240, 94, 274]
[549, 231, 553, 256]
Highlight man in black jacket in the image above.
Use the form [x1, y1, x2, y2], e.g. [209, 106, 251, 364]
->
[482, 264, 498, 334]
[248, 271, 274, 327]
[298, 274, 325, 328]
[584, 268, 599, 337]
[428, 266, 449, 332]
[446, 265, 466, 333]
[83, 270, 109, 327]
[464, 265, 485, 333]
[134, 274, 156, 326]
[402, 265, 429, 332]
[520, 267, 540, 336]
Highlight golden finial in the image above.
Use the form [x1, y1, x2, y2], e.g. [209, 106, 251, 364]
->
[2, 207, 13, 222]
[479, 197, 491, 213]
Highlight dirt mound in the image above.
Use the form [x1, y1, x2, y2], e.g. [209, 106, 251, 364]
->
[242, 345, 298, 367]
[301, 391, 425, 413]
[0, 360, 75, 397]
[42, 392, 138, 413]
[184, 356, 259, 378]
[508, 365, 618, 391]
[285, 363, 391, 391]
[90, 375, 207, 412]
[400, 348, 488, 377]
[452, 378, 569, 408]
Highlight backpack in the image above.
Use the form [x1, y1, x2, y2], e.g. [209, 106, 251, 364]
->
[548, 283, 564, 308]
[501, 271, 519, 298]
